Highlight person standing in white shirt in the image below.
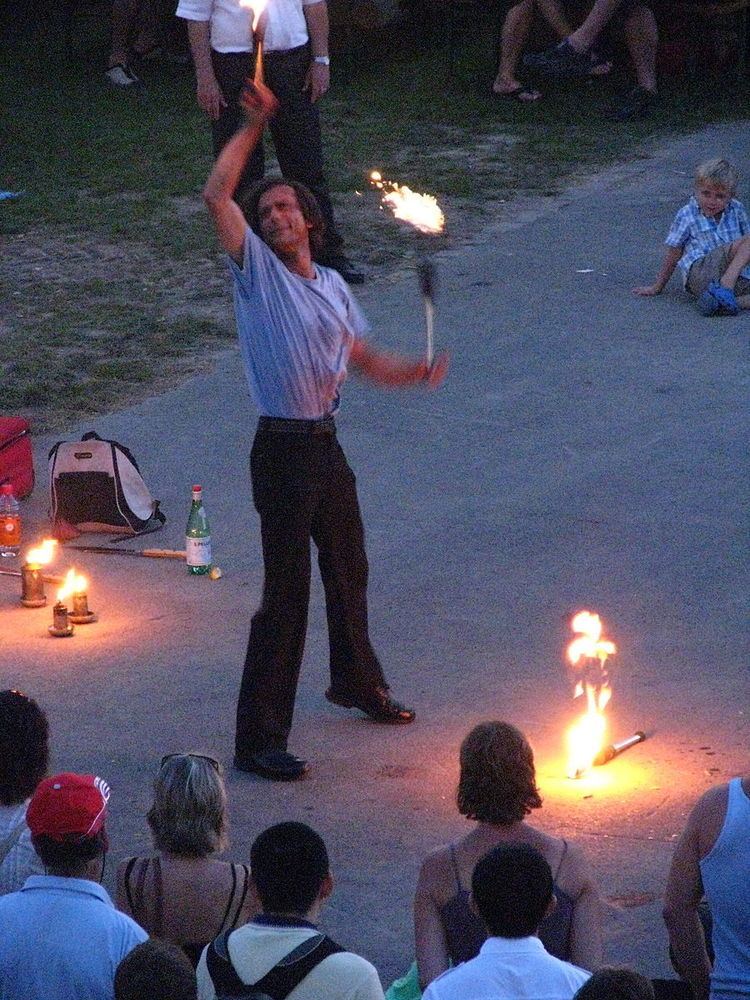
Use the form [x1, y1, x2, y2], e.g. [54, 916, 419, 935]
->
[177, 0, 363, 283]
[423, 844, 591, 1000]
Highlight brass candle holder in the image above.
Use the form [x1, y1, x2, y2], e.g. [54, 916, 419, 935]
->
[69, 590, 97, 625]
[48, 601, 74, 638]
[21, 563, 46, 608]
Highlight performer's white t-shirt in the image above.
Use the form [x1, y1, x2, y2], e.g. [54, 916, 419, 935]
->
[176, 0, 319, 53]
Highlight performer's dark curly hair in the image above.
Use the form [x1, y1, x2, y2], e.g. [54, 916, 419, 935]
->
[0, 689, 49, 806]
[457, 721, 542, 825]
[239, 177, 326, 258]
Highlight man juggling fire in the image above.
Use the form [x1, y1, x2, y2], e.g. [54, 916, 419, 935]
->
[203, 79, 449, 782]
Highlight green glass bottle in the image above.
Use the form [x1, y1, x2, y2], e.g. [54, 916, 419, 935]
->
[186, 484, 211, 575]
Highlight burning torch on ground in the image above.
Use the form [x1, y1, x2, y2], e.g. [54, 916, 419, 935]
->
[564, 610, 646, 779]
[369, 170, 445, 366]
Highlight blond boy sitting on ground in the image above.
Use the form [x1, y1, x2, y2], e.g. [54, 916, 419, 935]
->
[634, 157, 750, 316]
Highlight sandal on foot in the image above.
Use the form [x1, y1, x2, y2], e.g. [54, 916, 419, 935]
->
[492, 85, 542, 102]
[707, 280, 739, 315]
[523, 40, 599, 78]
[697, 289, 720, 316]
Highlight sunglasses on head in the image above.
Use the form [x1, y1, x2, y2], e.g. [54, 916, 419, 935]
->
[159, 752, 221, 773]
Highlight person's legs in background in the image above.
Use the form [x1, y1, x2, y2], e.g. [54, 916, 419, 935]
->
[611, 2, 658, 119]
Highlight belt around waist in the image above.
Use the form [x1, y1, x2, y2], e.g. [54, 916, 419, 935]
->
[257, 415, 335, 435]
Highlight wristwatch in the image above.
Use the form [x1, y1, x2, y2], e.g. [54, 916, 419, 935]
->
[313, 55, 330, 65]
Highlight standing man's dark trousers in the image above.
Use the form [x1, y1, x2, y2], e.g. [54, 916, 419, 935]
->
[210, 45, 344, 258]
[235, 419, 388, 758]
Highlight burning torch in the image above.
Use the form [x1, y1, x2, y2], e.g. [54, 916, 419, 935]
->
[239, 0, 269, 85]
[369, 170, 445, 367]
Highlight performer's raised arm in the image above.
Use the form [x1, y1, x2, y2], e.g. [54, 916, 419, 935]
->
[203, 81, 278, 263]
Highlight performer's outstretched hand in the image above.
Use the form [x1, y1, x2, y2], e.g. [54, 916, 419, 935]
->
[419, 352, 450, 389]
[240, 79, 279, 122]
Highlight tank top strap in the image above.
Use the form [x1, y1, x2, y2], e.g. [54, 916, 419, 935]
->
[152, 855, 165, 937]
[217, 862, 239, 933]
[126, 856, 152, 927]
[232, 863, 251, 927]
[448, 843, 464, 892]
[553, 839, 569, 881]
[122, 856, 139, 915]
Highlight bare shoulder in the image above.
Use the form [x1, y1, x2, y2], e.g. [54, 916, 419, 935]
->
[685, 783, 730, 855]
[553, 839, 597, 897]
[417, 844, 454, 895]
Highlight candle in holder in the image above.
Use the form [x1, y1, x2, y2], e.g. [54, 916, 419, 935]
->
[68, 575, 97, 625]
[20, 539, 58, 608]
[48, 567, 82, 637]
[49, 599, 74, 638]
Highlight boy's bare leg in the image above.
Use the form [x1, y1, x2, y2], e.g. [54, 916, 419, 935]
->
[721, 236, 750, 289]
[567, 0, 625, 51]
[493, 0, 539, 95]
[622, 4, 658, 91]
[534, 0, 572, 38]
[736, 295, 750, 310]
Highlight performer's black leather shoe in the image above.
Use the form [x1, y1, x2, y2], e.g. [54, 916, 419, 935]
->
[233, 749, 309, 781]
[325, 685, 416, 724]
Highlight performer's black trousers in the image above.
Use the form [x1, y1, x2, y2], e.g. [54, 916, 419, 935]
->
[235, 419, 387, 756]
[210, 45, 343, 257]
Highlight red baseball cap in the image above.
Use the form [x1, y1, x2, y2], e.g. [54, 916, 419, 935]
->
[27, 773, 110, 841]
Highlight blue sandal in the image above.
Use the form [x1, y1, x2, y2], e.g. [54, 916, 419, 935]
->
[707, 280, 739, 315]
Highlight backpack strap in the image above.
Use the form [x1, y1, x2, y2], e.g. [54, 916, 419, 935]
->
[205, 929, 249, 996]
[206, 930, 344, 1000]
[255, 933, 343, 999]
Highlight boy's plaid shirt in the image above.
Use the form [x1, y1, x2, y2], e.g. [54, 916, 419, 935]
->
[665, 195, 750, 286]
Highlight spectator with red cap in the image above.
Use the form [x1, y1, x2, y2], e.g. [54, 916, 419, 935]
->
[0, 772, 147, 1000]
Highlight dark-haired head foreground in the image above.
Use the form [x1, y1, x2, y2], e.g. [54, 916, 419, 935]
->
[0, 689, 49, 894]
[115, 939, 197, 1000]
[472, 843, 554, 938]
[574, 967, 655, 1000]
[415, 721, 602, 989]
[195, 822, 385, 1000]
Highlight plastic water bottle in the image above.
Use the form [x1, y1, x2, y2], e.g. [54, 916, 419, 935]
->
[0, 483, 21, 558]
[185, 484, 211, 575]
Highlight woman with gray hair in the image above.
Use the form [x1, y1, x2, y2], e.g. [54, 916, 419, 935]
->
[116, 752, 254, 966]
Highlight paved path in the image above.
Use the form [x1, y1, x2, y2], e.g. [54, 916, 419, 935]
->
[3, 122, 748, 985]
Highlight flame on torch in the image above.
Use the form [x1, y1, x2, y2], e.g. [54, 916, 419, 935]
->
[565, 611, 616, 779]
[370, 171, 445, 235]
[57, 568, 87, 604]
[25, 539, 58, 569]
[239, 0, 268, 32]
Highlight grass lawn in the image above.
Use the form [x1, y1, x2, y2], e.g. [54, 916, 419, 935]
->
[1, 11, 748, 429]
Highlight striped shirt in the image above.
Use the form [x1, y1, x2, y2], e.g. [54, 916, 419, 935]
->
[0, 802, 43, 897]
[665, 196, 750, 286]
[229, 226, 369, 420]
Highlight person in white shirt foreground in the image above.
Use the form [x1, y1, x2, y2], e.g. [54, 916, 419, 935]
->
[196, 821, 385, 1000]
[423, 843, 591, 1000]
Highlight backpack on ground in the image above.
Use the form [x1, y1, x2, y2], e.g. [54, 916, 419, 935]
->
[206, 930, 343, 1000]
[48, 431, 165, 536]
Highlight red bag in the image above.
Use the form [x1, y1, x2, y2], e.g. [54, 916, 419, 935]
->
[0, 417, 34, 499]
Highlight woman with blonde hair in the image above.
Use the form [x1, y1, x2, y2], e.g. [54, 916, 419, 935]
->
[414, 721, 602, 990]
[116, 753, 254, 966]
